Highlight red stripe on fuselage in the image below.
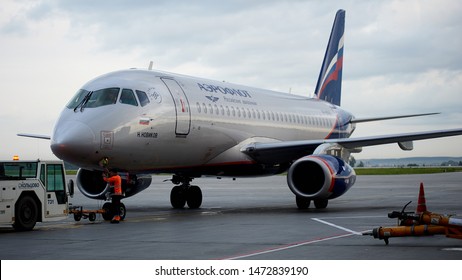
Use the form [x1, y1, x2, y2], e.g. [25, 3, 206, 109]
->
[137, 160, 258, 173]
[324, 114, 340, 139]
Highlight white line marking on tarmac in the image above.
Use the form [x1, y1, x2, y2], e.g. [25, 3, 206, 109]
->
[223, 215, 379, 260]
[223, 232, 355, 260]
[316, 215, 384, 220]
[311, 218, 362, 235]
[442, 248, 462, 251]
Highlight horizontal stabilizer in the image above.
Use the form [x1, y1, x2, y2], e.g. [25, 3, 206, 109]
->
[350, 113, 440, 124]
[17, 133, 51, 140]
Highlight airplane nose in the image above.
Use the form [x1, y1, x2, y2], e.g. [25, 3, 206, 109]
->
[51, 121, 96, 163]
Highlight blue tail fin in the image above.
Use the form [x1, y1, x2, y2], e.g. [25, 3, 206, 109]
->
[314, 9, 345, 106]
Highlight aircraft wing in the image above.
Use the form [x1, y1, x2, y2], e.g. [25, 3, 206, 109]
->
[17, 133, 51, 140]
[241, 128, 462, 164]
[349, 112, 440, 124]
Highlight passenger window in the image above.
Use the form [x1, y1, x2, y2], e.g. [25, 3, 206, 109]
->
[136, 90, 150, 107]
[119, 89, 139, 106]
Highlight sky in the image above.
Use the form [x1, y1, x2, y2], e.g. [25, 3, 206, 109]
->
[1, 0, 461, 161]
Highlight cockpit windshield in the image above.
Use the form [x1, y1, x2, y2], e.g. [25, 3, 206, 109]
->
[66, 89, 89, 109]
[66, 88, 120, 109]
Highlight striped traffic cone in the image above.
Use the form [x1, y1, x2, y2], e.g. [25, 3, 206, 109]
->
[416, 182, 427, 215]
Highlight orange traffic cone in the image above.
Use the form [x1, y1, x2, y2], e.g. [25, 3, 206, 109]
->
[416, 182, 427, 215]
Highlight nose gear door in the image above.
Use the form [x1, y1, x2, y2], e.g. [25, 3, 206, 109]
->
[161, 78, 191, 136]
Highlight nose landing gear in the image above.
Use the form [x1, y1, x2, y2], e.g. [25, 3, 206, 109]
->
[169, 175, 202, 209]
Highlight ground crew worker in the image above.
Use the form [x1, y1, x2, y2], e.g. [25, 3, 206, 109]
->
[103, 170, 123, 223]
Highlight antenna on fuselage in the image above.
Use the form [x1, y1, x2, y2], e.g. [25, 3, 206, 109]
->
[148, 61, 153, 70]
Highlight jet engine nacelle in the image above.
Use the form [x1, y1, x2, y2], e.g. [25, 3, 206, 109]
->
[76, 168, 152, 200]
[287, 155, 356, 200]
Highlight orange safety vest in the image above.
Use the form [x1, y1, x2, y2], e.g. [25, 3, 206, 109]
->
[103, 175, 122, 195]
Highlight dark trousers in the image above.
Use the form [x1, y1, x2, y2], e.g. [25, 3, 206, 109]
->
[112, 195, 122, 218]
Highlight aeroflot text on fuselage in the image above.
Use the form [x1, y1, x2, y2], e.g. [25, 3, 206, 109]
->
[197, 83, 252, 98]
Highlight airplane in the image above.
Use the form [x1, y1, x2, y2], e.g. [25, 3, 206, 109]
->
[19, 9, 462, 212]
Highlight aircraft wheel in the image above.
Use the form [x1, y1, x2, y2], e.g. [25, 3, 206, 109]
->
[73, 212, 82, 221]
[314, 199, 328, 209]
[14, 196, 38, 231]
[296, 196, 311, 209]
[102, 202, 113, 221]
[186, 185, 202, 209]
[170, 185, 186, 209]
[119, 203, 126, 220]
[88, 212, 96, 222]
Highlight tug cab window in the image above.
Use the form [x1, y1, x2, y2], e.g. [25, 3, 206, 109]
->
[0, 162, 38, 180]
[119, 89, 139, 106]
[47, 164, 66, 204]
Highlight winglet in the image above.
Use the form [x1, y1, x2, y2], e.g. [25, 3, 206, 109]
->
[314, 9, 345, 106]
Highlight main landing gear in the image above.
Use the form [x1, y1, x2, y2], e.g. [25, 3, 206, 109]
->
[102, 201, 126, 221]
[170, 175, 202, 209]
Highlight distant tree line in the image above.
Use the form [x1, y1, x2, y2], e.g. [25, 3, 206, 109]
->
[440, 160, 462, 167]
[349, 156, 462, 168]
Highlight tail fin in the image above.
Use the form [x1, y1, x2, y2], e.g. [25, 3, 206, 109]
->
[314, 9, 345, 106]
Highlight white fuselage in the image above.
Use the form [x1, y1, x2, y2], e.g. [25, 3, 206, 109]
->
[51, 69, 355, 175]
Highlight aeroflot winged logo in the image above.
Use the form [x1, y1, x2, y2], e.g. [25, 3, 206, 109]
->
[205, 96, 219, 102]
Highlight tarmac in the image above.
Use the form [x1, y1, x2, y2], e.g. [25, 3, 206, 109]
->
[1, 172, 462, 260]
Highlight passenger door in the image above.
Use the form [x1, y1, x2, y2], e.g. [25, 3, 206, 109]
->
[161, 78, 191, 136]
